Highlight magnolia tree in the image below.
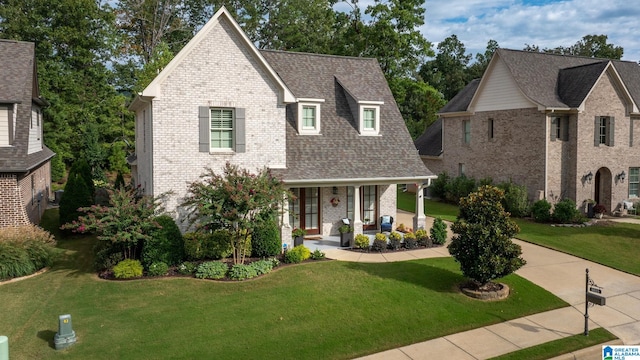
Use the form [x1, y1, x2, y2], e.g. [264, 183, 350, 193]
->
[448, 185, 526, 288]
[182, 163, 290, 265]
[61, 187, 163, 260]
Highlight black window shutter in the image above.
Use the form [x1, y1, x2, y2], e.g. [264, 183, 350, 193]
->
[198, 106, 210, 152]
[594, 116, 599, 146]
[608, 116, 615, 146]
[235, 108, 246, 153]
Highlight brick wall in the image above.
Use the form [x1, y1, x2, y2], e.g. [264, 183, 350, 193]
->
[0, 174, 30, 228]
[441, 108, 546, 201]
[148, 17, 287, 229]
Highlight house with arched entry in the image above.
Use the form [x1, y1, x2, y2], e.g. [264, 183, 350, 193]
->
[416, 49, 640, 214]
[128, 7, 434, 248]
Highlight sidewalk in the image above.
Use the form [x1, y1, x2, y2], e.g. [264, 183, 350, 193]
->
[324, 214, 640, 359]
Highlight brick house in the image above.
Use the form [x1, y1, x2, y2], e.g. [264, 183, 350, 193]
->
[416, 48, 640, 214]
[128, 7, 433, 247]
[0, 39, 54, 228]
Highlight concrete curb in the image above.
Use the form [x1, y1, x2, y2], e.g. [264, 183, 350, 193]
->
[547, 339, 624, 360]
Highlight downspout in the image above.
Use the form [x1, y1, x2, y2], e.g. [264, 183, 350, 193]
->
[544, 111, 549, 201]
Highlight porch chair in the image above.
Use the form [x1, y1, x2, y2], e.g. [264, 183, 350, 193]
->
[623, 201, 636, 215]
[380, 215, 394, 232]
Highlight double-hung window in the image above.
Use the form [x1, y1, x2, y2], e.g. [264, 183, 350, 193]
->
[210, 108, 234, 150]
[629, 168, 639, 198]
[0, 104, 14, 146]
[199, 106, 245, 153]
[297, 100, 323, 135]
[595, 116, 614, 146]
[550, 116, 569, 141]
[358, 101, 382, 136]
[463, 120, 471, 144]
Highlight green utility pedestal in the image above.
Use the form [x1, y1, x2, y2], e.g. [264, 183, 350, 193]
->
[54, 314, 77, 350]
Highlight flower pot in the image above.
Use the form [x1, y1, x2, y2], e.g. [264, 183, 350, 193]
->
[596, 213, 603, 219]
[294, 235, 304, 247]
[340, 232, 353, 247]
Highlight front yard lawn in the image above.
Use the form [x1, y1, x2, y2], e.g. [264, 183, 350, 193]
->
[0, 210, 568, 359]
[400, 190, 640, 276]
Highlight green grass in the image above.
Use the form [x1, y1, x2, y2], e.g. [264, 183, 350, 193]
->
[399, 189, 640, 276]
[490, 327, 617, 360]
[0, 211, 569, 359]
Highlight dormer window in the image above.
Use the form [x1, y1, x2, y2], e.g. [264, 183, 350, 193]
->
[358, 101, 382, 136]
[297, 99, 324, 135]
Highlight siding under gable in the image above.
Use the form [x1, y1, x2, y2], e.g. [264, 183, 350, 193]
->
[473, 57, 536, 112]
[27, 106, 42, 154]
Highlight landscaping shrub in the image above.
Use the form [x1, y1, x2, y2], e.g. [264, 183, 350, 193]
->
[269, 257, 280, 268]
[229, 263, 258, 280]
[499, 181, 530, 218]
[531, 199, 552, 222]
[94, 242, 124, 271]
[388, 231, 402, 250]
[403, 231, 418, 249]
[553, 198, 582, 224]
[414, 229, 430, 247]
[184, 230, 233, 261]
[113, 259, 143, 279]
[249, 259, 274, 275]
[354, 234, 370, 250]
[430, 172, 450, 199]
[284, 245, 311, 264]
[0, 242, 36, 280]
[147, 262, 169, 276]
[251, 216, 281, 258]
[177, 261, 197, 275]
[448, 185, 525, 286]
[59, 159, 95, 227]
[195, 261, 228, 279]
[372, 233, 387, 252]
[310, 249, 326, 260]
[430, 217, 448, 245]
[0, 225, 58, 279]
[142, 215, 184, 268]
[445, 175, 476, 204]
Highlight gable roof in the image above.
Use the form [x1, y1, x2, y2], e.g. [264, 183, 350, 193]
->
[0, 39, 54, 173]
[130, 6, 295, 111]
[464, 48, 640, 112]
[260, 50, 433, 183]
[414, 118, 442, 157]
[438, 79, 480, 115]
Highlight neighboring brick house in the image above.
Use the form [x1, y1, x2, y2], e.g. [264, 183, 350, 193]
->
[416, 48, 640, 214]
[0, 39, 54, 227]
[129, 7, 434, 247]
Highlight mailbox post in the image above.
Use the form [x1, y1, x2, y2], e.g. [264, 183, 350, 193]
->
[584, 268, 606, 336]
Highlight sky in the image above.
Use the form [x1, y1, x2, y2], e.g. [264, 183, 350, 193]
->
[420, 0, 640, 62]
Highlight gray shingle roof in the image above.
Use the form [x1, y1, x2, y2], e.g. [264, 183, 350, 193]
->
[438, 79, 480, 114]
[414, 118, 442, 157]
[260, 50, 433, 182]
[0, 39, 54, 173]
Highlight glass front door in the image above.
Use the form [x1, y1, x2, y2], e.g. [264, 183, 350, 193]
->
[289, 187, 320, 235]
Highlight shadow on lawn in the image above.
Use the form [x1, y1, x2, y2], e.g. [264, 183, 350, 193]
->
[344, 260, 464, 293]
[37, 329, 56, 349]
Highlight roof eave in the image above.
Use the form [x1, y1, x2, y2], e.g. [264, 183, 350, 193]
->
[283, 176, 436, 187]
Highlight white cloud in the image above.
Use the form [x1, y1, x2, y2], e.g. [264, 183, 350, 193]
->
[421, 0, 640, 62]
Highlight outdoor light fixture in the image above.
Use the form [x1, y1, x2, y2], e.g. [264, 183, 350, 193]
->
[584, 171, 593, 184]
[617, 171, 626, 183]
[332, 186, 338, 195]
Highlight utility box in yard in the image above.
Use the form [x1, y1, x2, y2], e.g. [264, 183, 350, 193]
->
[54, 314, 77, 350]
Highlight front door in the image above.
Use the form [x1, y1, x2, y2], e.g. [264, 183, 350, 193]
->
[289, 188, 320, 235]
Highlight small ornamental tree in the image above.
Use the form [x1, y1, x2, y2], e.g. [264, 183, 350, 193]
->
[182, 163, 290, 265]
[61, 187, 163, 260]
[448, 185, 526, 288]
[59, 159, 94, 227]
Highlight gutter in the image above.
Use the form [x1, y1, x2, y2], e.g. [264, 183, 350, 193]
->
[283, 175, 437, 187]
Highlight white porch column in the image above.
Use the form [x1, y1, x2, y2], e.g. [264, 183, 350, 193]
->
[413, 182, 427, 230]
[353, 185, 363, 234]
[281, 190, 292, 252]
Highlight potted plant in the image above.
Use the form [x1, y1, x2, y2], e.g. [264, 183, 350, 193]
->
[584, 199, 596, 218]
[292, 228, 306, 247]
[593, 204, 607, 219]
[338, 224, 353, 247]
